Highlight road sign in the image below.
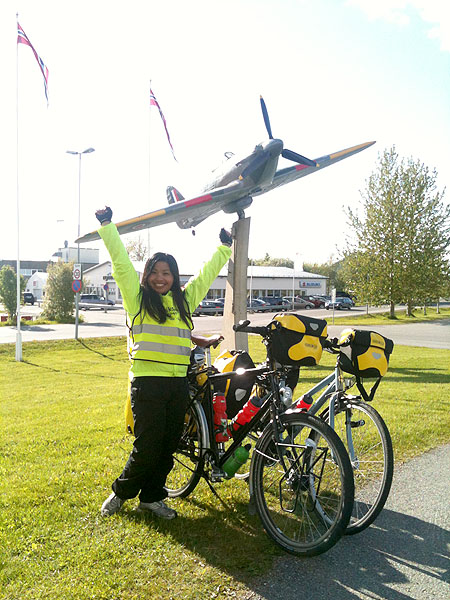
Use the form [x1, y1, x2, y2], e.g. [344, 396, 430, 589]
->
[73, 264, 82, 280]
[72, 279, 82, 293]
[103, 283, 109, 291]
[331, 288, 336, 303]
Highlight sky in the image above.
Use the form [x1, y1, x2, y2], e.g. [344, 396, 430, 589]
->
[1, 0, 449, 272]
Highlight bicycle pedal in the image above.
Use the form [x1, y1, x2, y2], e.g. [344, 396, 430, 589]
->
[210, 468, 226, 482]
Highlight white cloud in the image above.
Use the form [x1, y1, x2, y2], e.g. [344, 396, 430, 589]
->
[346, 0, 411, 26]
[347, 0, 450, 51]
[414, 0, 450, 51]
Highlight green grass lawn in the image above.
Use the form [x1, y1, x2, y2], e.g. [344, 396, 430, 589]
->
[324, 306, 450, 326]
[1, 336, 449, 600]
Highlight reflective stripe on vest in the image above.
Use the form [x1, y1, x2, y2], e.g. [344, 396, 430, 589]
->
[132, 323, 191, 339]
[130, 321, 191, 365]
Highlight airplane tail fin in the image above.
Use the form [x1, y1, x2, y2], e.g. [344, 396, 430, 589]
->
[166, 186, 185, 205]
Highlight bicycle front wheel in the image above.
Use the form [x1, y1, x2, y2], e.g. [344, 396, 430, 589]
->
[322, 399, 394, 535]
[166, 400, 205, 498]
[250, 412, 354, 557]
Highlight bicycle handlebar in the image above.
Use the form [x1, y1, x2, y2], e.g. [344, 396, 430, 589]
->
[232, 320, 344, 354]
[233, 319, 270, 337]
[323, 337, 341, 353]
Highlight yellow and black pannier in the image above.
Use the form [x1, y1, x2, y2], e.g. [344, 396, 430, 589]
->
[338, 328, 394, 401]
[269, 313, 328, 367]
[213, 349, 257, 418]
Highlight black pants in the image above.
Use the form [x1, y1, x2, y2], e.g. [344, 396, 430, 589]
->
[112, 376, 189, 503]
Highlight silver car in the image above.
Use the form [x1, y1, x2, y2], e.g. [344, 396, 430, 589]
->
[282, 296, 315, 310]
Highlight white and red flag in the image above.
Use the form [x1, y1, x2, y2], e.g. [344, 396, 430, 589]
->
[150, 87, 176, 161]
[17, 22, 49, 104]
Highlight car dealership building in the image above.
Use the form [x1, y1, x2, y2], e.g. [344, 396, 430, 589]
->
[83, 261, 327, 304]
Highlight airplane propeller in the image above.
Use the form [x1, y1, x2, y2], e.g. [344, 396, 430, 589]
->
[260, 96, 318, 168]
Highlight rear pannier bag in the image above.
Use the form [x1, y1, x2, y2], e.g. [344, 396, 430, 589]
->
[269, 313, 328, 367]
[338, 328, 394, 401]
[213, 350, 257, 419]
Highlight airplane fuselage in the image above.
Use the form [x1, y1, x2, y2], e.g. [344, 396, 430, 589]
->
[203, 139, 283, 193]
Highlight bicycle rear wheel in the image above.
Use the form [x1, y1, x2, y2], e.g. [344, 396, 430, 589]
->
[321, 399, 394, 534]
[166, 400, 205, 498]
[250, 412, 354, 556]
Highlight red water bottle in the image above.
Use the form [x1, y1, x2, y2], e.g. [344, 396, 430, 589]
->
[227, 394, 264, 437]
[296, 393, 313, 411]
[212, 393, 229, 442]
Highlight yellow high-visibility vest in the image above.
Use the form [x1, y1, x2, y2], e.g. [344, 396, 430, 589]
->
[99, 223, 231, 379]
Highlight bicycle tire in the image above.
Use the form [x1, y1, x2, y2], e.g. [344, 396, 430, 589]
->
[250, 412, 354, 556]
[320, 399, 394, 535]
[166, 400, 205, 498]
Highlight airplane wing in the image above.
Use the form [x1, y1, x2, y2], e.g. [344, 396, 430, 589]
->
[75, 180, 249, 243]
[76, 140, 375, 243]
[254, 141, 375, 195]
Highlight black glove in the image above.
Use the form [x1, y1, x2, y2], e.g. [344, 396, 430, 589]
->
[95, 206, 113, 224]
[219, 228, 233, 247]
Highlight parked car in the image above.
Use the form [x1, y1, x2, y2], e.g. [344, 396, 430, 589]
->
[325, 297, 353, 310]
[23, 292, 35, 305]
[193, 299, 224, 316]
[247, 298, 271, 312]
[303, 295, 326, 308]
[259, 296, 290, 311]
[282, 296, 315, 310]
[336, 291, 356, 304]
[79, 294, 115, 310]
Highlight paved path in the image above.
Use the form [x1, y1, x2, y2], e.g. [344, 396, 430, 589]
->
[240, 444, 450, 600]
[1, 309, 449, 349]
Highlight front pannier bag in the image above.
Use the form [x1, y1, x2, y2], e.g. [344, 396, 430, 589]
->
[338, 328, 394, 401]
[213, 350, 257, 419]
[269, 313, 328, 367]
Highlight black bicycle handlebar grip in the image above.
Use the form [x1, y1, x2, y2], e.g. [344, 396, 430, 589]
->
[233, 320, 250, 332]
[233, 320, 270, 337]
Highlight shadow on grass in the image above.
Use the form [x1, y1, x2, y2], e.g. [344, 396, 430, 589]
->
[77, 339, 126, 361]
[124, 493, 279, 576]
[20, 359, 124, 379]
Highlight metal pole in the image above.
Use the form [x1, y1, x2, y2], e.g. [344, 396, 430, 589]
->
[66, 148, 94, 341]
[15, 17, 22, 361]
[74, 153, 81, 339]
[292, 264, 295, 311]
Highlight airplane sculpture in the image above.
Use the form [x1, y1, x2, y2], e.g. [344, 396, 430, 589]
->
[76, 97, 374, 243]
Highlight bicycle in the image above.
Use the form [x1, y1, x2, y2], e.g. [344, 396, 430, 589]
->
[285, 335, 394, 535]
[165, 322, 355, 557]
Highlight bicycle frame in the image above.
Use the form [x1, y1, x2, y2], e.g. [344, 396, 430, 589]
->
[293, 359, 360, 465]
[187, 347, 284, 478]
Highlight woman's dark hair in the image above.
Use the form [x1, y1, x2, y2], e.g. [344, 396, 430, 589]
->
[139, 252, 193, 329]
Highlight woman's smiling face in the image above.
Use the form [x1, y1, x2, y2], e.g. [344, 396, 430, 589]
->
[147, 260, 174, 295]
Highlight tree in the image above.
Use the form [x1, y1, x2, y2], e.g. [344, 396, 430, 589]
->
[343, 147, 450, 317]
[303, 259, 346, 293]
[126, 236, 148, 261]
[41, 262, 75, 321]
[0, 266, 25, 322]
[250, 253, 294, 268]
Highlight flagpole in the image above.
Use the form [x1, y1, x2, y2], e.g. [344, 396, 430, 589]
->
[147, 79, 152, 258]
[15, 13, 22, 361]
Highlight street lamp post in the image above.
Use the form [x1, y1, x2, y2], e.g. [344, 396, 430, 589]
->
[66, 147, 95, 339]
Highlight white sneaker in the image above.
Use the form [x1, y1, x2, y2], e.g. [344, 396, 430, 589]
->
[136, 500, 177, 520]
[101, 492, 126, 516]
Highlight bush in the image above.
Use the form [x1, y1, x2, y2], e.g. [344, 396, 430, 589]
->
[0, 265, 25, 322]
[41, 262, 75, 321]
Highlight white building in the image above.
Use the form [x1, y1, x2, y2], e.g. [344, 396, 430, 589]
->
[83, 261, 327, 304]
[25, 272, 48, 301]
[52, 242, 99, 268]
